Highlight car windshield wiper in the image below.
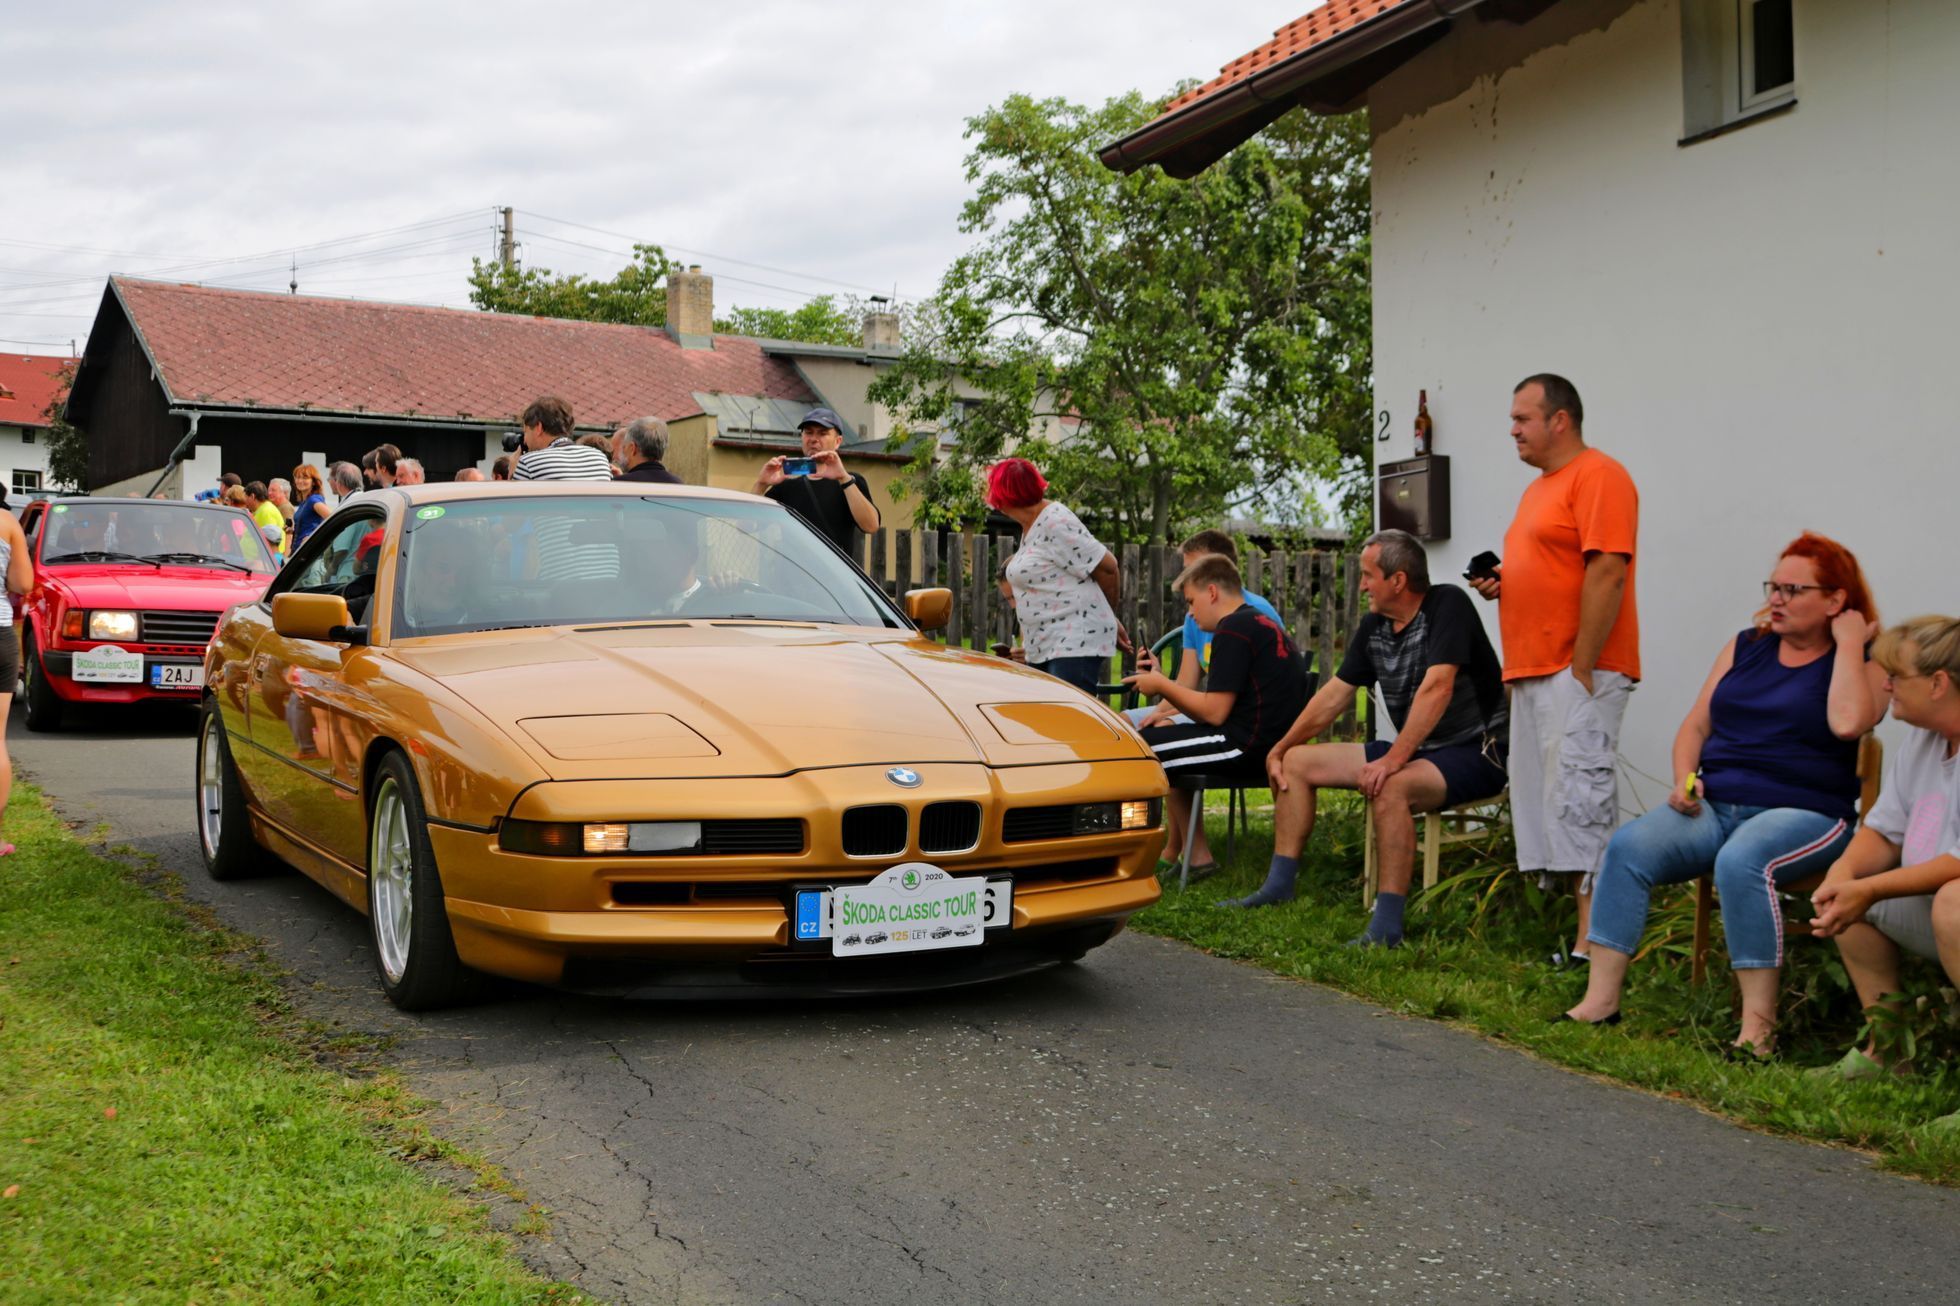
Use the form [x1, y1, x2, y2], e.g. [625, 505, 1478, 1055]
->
[143, 552, 257, 574]
[42, 550, 159, 567]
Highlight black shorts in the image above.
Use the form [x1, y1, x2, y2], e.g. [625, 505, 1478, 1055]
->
[1140, 721, 1272, 785]
[0, 626, 17, 691]
[1366, 736, 1507, 808]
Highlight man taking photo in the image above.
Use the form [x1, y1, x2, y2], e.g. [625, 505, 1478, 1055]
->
[751, 407, 879, 553]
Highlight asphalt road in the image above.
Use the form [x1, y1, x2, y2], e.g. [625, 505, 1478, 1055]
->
[12, 704, 1960, 1304]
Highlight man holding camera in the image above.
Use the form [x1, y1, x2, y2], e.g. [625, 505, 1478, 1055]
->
[750, 407, 879, 553]
[511, 396, 612, 482]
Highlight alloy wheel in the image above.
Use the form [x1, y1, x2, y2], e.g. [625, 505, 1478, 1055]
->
[369, 778, 416, 984]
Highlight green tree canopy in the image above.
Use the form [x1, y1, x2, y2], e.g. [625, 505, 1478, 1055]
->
[868, 92, 1372, 544]
[466, 244, 870, 348]
[42, 359, 87, 491]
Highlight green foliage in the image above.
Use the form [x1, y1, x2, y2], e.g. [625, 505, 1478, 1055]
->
[468, 247, 876, 349]
[714, 296, 862, 347]
[868, 92, 1373, 543]
[1136, 794, 1960, 1182]
[467, 242, 671, 326]
[39, 359, 86, 491]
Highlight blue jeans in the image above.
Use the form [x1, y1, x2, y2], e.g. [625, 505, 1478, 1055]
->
[1033, 655, 1106, 697]
[1587, 801, 1853, 970]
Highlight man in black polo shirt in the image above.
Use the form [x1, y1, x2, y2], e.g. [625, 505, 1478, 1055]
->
[1124, 553, 1308, 883]
[612, 416, 683, 484]
[751, 407, 879, 553]
[1254, 529, 1509, 941]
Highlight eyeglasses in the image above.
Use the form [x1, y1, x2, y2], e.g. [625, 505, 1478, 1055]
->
[1763, 582, 1830, 601]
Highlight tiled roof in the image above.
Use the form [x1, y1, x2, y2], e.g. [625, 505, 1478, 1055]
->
[0, 352, 71, 430]
[1159, 2, 1416, 118]
[108, 278, 816, 429]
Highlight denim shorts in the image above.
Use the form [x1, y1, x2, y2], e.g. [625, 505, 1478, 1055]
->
[1366, 736, 1507, 808]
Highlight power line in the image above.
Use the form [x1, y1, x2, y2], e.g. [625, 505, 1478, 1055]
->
[517, 230, 852, 306]
[519, 210, 898, 298]
[0, 210, 488, 303]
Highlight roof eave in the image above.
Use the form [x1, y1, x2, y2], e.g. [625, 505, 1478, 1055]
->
[1100, 0, 1485, 178]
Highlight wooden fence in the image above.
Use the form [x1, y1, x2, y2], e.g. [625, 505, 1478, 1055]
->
[851, 529, 1369, 735]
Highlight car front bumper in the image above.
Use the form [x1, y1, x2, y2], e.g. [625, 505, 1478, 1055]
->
[37, 648, 205, 704]
[426, 758, 1167, 990]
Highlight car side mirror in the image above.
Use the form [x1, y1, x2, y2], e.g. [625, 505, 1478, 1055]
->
[272, 592, 359, 643]
[903, 587, 952, 631]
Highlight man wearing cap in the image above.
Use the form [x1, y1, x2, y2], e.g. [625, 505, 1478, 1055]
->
[751, 407, 879, 553]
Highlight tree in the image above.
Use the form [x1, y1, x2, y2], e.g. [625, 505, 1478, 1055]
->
[467, 243, 671, 325]
[716, 297, 861, 347]
[41, 359, 87, 491]
[467, 246, 874, 349]
[867, 92, 1373, 544]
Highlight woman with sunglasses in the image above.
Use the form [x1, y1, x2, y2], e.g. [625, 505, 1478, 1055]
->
[1560, 532, 1889, 1057]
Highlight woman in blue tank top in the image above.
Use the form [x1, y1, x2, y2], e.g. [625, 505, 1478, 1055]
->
[1561, 533, 1890, 1058]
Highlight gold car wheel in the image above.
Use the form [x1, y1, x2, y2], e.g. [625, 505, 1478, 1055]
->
[196, 698, 259, 882]
[370, 778, 416, 985]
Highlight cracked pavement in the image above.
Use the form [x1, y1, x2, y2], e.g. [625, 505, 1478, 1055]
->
[13, 708, 1960, 1304]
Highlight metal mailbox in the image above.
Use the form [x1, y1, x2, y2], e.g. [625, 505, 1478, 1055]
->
[1377, 455, 1450, 541]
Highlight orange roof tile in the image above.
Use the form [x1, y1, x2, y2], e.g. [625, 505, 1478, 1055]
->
[104, 278, 814, 430]
[0, 352, 70, 430]
[1160, 2, 1417, 117]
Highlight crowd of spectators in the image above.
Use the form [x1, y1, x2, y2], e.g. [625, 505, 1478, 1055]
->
[983, 372, 1959, 1126]
[180, 395, 887, 565]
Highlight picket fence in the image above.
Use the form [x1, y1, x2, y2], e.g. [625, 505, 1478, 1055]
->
[850, 529, 1369, 736]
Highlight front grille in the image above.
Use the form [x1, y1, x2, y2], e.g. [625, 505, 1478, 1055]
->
[140, 609, 220, 645]
[700, 820, 804, 855]
[1003, 805, 1077, 843]
[842, 805, 908, 857]
[919, 802, 982, 854]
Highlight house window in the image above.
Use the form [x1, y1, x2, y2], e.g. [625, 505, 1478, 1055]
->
[11, 469, 42, 495]
[1739, 0, 1795, 110]
[21, 426, 34, 443]
[1681, 0, 1796, 144]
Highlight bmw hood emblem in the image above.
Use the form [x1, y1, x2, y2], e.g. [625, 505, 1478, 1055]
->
[886, 767, 922, 788]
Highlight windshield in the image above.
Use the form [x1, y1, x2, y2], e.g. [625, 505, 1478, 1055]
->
[392, 495, 903, 637]
[39, 501, 276, 573]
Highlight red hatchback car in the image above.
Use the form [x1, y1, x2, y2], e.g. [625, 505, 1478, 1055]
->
[15, 496, 278, 731]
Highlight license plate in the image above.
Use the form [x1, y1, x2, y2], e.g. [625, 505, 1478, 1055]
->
[72, 645, 143, 683]
[794, 864, 1011, 957]
[151, 663, 205, 689]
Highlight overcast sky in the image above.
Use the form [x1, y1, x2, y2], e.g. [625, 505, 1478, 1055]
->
[0, 1, 1275, 357]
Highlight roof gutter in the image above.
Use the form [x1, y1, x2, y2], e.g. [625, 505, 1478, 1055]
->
[1099, 0, 1485, 175]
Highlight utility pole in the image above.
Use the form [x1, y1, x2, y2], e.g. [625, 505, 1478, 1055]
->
[500, 207, 517, 271]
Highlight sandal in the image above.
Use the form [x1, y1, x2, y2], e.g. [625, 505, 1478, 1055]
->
[1722, 1039, 1776, 1064]
[1805, 1048, 1893, 1082]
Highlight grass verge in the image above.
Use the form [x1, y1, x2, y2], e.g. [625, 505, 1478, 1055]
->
[0, 782, 583, 1302]
[1134, 790, 1960, 1185]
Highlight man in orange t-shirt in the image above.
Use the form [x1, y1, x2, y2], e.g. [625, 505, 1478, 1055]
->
[1469, 374, 1639, 959]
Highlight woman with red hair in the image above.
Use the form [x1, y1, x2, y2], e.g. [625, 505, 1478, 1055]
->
[989, 458, 1126, 695]
[1562, 532, 1890, 1056]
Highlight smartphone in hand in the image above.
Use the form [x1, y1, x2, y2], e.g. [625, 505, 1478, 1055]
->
[1463, 550, 1501, 581]
[782, 456, 817, 476]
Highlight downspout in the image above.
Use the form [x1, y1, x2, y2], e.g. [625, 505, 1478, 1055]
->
[144, 410, 202, 498]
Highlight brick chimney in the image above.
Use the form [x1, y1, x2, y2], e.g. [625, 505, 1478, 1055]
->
[862, 300, 899, 352]
[666, 264, 714, 349]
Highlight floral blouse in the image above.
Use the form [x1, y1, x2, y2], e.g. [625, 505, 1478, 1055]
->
[1005, 501, 1116, 663]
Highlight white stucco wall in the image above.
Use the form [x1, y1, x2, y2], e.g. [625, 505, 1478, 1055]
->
[1, 425, 54, 497]
[1367, 0, 1957, 813]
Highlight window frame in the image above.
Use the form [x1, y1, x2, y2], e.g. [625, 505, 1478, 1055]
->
[1737, 0, 1796, 114]
[10, 468, 41, 495]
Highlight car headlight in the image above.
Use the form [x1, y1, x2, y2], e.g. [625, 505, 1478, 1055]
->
[88, 610, 140, 641]
[501, 819, 706, 856]
[1120, 800, 1160, 831]
[1071, 800, 1162, 835]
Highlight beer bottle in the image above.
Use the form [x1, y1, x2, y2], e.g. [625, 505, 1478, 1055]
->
[1413, 390, 1433, 457]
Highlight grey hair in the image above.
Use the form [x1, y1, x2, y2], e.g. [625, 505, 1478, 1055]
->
[619, 416, 670, 463]
[1363, 529, 1431, 593]
[328, 460, 363, 495]
[268, 477, 291, 494]
[396, 457, 423, 477]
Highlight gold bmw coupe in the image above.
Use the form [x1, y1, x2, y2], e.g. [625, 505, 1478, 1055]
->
[196, 483, 1165, 1008]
